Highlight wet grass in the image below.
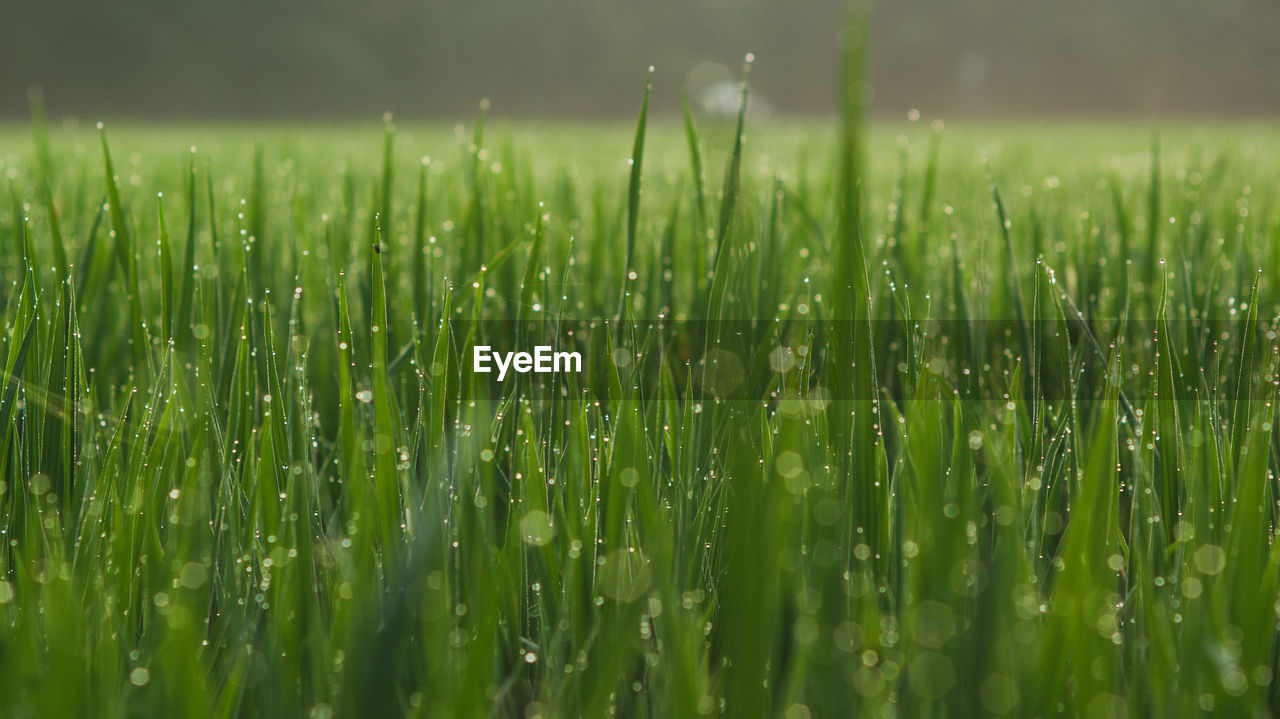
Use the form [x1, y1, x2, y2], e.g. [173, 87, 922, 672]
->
[4, 52, 1280, 719]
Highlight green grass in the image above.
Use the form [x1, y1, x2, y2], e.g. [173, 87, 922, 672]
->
[4, 76, 1280, 718]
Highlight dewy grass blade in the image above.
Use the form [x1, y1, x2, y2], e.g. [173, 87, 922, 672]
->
[618, 66, 652, 322]
[175, 150, 199, 352]
[413, 157, 431, 322]
[371, 218, 403, 548]
[1145, 131, 1162, 284]
[1230, 270, 1261, 471]
[989, 171, 1033, 403]
[0, 284, 36, 454]
[98, 125, 130, 276]
[917, 120, 941, 245]
[682, 93, 710, 289]
[156, 195, 174, 345]
[710, 56, 750, 279]
[704, 55, 751, 326]
[829, 7, 887, 568]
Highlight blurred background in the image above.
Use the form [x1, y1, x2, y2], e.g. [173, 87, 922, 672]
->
[4, 0, 1278, 120]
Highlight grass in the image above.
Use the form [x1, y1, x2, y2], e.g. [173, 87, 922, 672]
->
[4, 53, 1280, 719]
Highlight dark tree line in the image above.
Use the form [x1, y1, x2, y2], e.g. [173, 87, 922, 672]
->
[4, 0, 1278, 118]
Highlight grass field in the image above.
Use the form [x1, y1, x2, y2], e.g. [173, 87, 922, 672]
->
[4, 54, 1280, 717]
